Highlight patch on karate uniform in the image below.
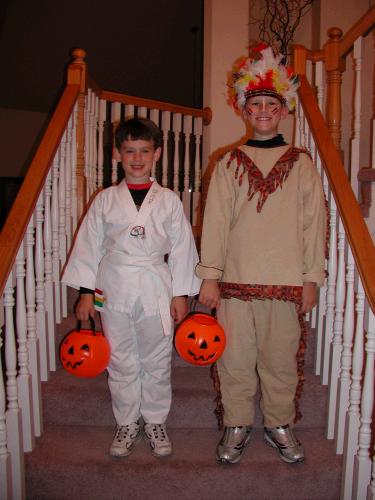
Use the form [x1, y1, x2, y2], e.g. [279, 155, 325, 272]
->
[94, 288, 105, 310]
[130, 225, 145, 238]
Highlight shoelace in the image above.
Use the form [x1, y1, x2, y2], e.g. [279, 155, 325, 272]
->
[149, 425, 167, 441]
[115, 425, 138, 442]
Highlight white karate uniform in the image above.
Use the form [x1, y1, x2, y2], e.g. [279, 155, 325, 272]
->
[62, 180, 201, 424]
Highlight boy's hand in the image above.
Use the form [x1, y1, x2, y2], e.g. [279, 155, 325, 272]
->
[76, 294, 95, 321]
[300, 282, 317, 314]
[171, 296, 188, 324]
[199, 279, 221, 309]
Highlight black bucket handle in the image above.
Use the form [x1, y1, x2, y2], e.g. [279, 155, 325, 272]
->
[76, 316, 97, 335]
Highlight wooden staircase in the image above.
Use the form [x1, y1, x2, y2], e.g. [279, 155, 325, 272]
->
[1, 8, 375, 499]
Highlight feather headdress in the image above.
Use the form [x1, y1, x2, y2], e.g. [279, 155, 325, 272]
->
[229, 44, 299, 112]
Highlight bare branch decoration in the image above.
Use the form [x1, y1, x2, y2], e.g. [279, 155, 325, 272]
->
[250, 0, 314, 59]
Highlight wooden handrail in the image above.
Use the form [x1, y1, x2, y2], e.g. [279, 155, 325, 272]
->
[87, 74, 212, 125]
[298, 75, 375, 313]
[339, 7, 375, 57]
[0, 84, 80, 297]
[0, 46, 212, 297]
[98, 87, 212, 126]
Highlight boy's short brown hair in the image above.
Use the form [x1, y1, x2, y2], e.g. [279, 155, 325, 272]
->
[115, 118, 162, 150]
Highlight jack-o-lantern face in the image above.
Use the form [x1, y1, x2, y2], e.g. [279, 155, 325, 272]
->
[174, 313, 226, 366]
[60, 329, 110, 378]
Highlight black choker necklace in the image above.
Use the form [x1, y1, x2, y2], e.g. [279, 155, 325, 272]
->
[245, 134, 287, 148]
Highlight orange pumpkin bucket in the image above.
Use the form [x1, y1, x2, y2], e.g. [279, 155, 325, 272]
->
[60, 319, 110, 378]
[174, 312, 226, 366]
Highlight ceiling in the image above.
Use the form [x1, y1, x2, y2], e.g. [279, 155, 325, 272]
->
[0, 0, 204, 113]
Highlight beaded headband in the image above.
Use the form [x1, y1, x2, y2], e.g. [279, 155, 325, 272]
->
[229, 43, 299, 112]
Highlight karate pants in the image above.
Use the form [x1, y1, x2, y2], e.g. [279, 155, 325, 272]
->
[101, 298, 173, 425]
[217, 298, 300, 428]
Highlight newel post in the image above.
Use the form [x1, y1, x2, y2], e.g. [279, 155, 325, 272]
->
[324, 28, 343, 150]
[67, 48, 87, 219]
[292, 44, 307, 76]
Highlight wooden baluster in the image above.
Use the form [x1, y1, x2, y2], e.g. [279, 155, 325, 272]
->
[4, 270, 25, 500]
[172, 114, 182, 193]
[71, 103, 78, 233]
[92, 93, 99, 192]
[0, 309, 11, 500]
[150, 109, 159, 179]
[350, 37, 362, 198]
[125, 104, 135, 120]
[295, 98, 301, 148]
[35, 191, 49, 381]
[182, 115, 192, 220]
[111, 102, 121, 185]
[327, 217, 346, 438]
[340, 277, 365, 500]
[59, 133, 68, 319]
[65, 113, 73, 249]
[89, 89, 95, 195]
[322, 193, 337, 386]
[335, 246, 355, 453]
[352, 307, 375, 499]
[324, 27, 343, 149]
[44, 172, 56, 371]
[309, 133, 317, 330]
[313, 150, 327, 376]
[138, 106, 147, 118]
[16, 242, 35, 452]
[316, 61, 324, 112]
[192, 117, 203, 226]
[97, 99, 106, 189]
[299, 102, 306, 149]
[89, 90, 95, 195]
[84, 91, 91, 199]
[52, 151, 61, 324]
[150, 109, 159, 126]
[306, 59, 313, 85]
[26, 218, 43, 437]
[161, 111, 170, 188]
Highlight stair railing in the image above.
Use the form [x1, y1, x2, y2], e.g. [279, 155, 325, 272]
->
[0, 48, 211, 500]
[292, 11, 375, 499]
[293, 7, 375, 215]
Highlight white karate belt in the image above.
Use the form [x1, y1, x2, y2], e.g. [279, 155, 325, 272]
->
[102, 252, 172, 336]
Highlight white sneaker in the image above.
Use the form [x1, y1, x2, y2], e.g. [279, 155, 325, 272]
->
[144, 423, 172, 457]
[109, 422, 142, 457]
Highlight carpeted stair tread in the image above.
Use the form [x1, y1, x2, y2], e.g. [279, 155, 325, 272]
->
[26, 300, 340, 499]
[42, 364, 327, 429]
[25, 425, 341, 500]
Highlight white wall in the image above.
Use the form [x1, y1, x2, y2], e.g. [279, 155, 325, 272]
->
[203, 0, 250, 179]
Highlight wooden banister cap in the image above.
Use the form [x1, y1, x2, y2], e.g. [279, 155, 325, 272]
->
[71, 48, 86, 63]
[203, 107, 212, 126]
[327, 27, 343, 41]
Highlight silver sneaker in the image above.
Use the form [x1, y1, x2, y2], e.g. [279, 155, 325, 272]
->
[216, 426, 252, 464]
[144, 423, 172, 457]
[264, 425, 304, 463]
[109, 422, 142, 457]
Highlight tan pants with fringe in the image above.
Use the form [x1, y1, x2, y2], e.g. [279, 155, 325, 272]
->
[217, 297, 300, 428]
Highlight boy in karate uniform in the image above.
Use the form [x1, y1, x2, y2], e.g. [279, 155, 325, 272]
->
[63, 118, 201, 458]
[197, 45, 326, 464]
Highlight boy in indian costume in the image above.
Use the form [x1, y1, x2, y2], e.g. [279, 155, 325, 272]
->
[63, 118, 201, 459]
[196, 45, 326, 464]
